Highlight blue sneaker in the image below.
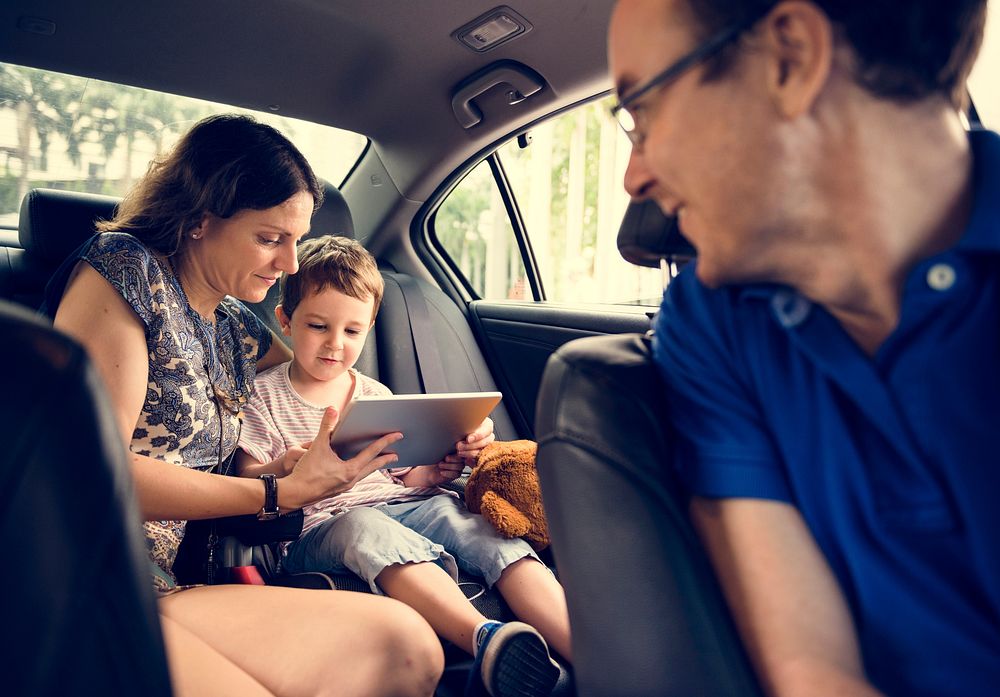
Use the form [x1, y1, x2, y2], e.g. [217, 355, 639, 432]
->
[469, 621, 560, 697]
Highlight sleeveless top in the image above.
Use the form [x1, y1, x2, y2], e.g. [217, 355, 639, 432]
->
[73, 232, 272, 590]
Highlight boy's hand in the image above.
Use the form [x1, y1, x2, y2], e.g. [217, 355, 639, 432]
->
[444, 417, 495, 466]
[422, 460, 466, 486]
[280, 442, 310, 476]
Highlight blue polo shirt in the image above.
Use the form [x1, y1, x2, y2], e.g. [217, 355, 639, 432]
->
[652, 129, 1000, 697]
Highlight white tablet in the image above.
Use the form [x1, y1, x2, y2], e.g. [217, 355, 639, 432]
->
[330, 391, 503, 467]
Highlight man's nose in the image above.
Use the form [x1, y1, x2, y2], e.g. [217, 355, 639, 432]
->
[622, 146, 656, 200]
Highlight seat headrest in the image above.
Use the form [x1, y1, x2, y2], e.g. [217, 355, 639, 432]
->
[19, 181, 353, 268]
[19, 189, 120, 266]
[616, 200, 696, 268]
[309, 182, 355, 240]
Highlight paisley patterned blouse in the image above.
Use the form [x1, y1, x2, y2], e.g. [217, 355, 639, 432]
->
[79, 232, 272, 591]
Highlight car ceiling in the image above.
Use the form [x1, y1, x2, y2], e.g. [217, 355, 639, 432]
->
[0, 0, 618, 201]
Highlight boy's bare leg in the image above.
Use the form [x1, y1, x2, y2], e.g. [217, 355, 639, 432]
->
[378, 561, 487, 653]
[495, 557, 572, 661]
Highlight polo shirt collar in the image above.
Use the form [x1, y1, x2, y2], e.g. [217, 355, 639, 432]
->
[736, 127, 1000, 311]
[955, 128, 1000, 253]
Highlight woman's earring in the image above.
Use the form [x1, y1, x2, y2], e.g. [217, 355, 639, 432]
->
[191, 232, 201, 239]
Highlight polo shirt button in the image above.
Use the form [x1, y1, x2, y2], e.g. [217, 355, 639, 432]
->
[927, 263, 956, 291]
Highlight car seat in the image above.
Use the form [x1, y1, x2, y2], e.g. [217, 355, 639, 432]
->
[1, 299, 172, 696]
[533, 201, 763, 697]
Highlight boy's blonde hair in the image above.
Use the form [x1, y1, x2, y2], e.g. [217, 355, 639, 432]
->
[280, 235, 383, 321]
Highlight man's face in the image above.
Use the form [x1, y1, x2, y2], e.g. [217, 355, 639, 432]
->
[609, 0, 792, 288]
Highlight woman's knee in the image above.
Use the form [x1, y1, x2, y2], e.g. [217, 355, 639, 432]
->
[354, 598, 443, 696]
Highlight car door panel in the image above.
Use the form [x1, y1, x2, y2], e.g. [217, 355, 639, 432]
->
[469, 300, 651, 435]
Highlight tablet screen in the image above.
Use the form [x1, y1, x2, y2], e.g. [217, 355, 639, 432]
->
[331, 391, 502, 467]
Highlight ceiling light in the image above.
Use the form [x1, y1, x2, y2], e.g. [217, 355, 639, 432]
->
[453, 6, 532, 53]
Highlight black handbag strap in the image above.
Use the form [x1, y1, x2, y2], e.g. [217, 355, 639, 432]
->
[383, 272, 447, 393]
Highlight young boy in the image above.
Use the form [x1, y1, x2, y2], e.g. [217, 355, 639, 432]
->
[236, 235, 571, 697]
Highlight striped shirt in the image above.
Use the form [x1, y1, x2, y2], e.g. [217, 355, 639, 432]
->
[238, 362, 453, 536]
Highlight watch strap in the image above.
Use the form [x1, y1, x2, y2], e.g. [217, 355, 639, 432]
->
[257, 473, 279, 520]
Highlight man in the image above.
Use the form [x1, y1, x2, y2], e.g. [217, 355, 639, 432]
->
[608, 1, 998, 696]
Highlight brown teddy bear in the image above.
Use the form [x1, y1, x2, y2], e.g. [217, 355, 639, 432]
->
[465, 439, 550, 551]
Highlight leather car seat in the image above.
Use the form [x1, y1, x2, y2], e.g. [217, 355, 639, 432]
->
[1, 300, 172, 696]
[534, 201, 762, 697]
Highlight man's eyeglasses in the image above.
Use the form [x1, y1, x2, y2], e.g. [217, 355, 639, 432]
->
[610, 12, 766, 148]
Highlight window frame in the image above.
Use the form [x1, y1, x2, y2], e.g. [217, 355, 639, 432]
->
[422, 92, 637, 307]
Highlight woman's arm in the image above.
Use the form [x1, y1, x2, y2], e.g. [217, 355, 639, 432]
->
[257, 330, 292, 371]
[54, 262, 401, 518]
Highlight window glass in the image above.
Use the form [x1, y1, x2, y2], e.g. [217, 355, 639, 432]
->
[434, 95, 663, 306]
[0, 62, 367, 229]
[435, 159, 530, 299]
[969, 1, 1000, 127]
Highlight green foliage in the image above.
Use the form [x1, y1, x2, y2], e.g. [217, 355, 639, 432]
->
[0, 63, 213, 218]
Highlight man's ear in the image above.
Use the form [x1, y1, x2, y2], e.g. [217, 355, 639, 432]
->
[275, 305, 292, 337]
[759, 1, 833, 118]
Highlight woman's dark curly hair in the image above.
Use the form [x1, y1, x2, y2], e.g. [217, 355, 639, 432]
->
[98, 114, 324, 255]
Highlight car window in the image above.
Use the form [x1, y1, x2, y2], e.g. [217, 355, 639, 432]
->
[0, 62, 367, 231]
[433, 95, 664, 306]
[968, 1, 999, 127]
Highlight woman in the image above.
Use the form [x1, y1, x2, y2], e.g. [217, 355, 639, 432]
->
[51, 114, 443, 696]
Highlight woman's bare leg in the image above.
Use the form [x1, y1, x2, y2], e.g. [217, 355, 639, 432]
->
[160, 613, 274, 697]
[159, 584, 443, 697]
[378, 561, 486, 654]
[495, 557, 572, 661]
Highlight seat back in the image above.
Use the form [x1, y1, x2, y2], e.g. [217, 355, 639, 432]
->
[533, 202, 762, 696]
[0, 188, 119, 309]
[1, 300, 171, 696]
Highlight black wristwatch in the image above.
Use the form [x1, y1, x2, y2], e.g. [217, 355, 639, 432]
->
[257, 473, 280, 520]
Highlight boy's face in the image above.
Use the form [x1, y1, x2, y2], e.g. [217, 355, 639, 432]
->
[276, 285, 375, 384]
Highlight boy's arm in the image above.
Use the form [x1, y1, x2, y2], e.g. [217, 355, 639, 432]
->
[398, 460, 464, 487]
[233, 444, 309, 478]
[399, 417, 494, 486]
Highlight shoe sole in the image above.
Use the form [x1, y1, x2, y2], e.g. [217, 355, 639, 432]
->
[479, 621, 560, 697]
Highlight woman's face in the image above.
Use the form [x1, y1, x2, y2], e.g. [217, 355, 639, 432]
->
[191, 190, 314, 304]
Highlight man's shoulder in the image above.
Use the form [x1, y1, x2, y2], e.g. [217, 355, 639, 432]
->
[659, 265, 777, 333]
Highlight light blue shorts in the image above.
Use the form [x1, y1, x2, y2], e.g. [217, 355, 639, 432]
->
[282, 495, 539, 594]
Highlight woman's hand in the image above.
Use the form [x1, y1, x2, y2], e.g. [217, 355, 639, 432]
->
[281, 407, 402, 508]
[444, 417, 495, 466]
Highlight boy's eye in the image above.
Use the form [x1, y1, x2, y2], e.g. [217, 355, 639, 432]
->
[307, 323, 326, 331]
[346, 328, 362, 336]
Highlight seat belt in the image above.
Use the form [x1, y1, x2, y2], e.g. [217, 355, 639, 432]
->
[383, 272, 448, 393]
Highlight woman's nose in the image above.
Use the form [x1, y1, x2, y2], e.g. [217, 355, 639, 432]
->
[278, 243, 299, 274]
